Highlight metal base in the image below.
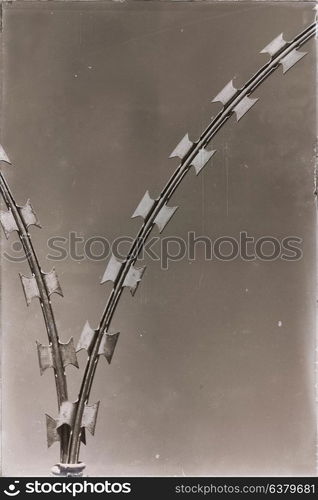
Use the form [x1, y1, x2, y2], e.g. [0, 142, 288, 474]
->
[51, 462, 86, 477]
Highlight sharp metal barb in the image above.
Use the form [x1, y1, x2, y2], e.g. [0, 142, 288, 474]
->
[169, 133, 194, 160]
[52, 400, 100, 435]
[42, 268, 63, 298]
[190, 148, 216, 175]
[37, 342, 54, 375]
[280, 48, 307, 73]
[123, 264, 146, 295]
[46, 415, 85, 448]
[131, 190, 155, 220]
[46, 414, 60, 448]
[76, 321, 96, 354]
[59, 338, 79, 370]
[260, 33, 287, 57]
[154, 204, 178, 233]
[77, 322, 119, 364]
[132, 193, 178, 232]
[19, 199, 41, 229]
[0, 144, 11, 164]
[20, 274, 40, 306]
[101, 254, 123, 285]
[0, 209, 18, 238]
[98, 331, 120, 364]
[37, 338, 78, 375]
[0, 200, 40, 238]
[57, 401, 76, 428]
[212, 80, 238, 106]
[233, 96, 258, 121]
[81, 402, 100, 435]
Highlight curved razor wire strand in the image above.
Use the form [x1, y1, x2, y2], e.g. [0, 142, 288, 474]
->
[67, 21, 316, 463]
[0, 170, 78, 462]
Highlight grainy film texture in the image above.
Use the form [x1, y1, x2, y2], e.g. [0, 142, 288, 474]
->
[0, 1, 316, 476]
